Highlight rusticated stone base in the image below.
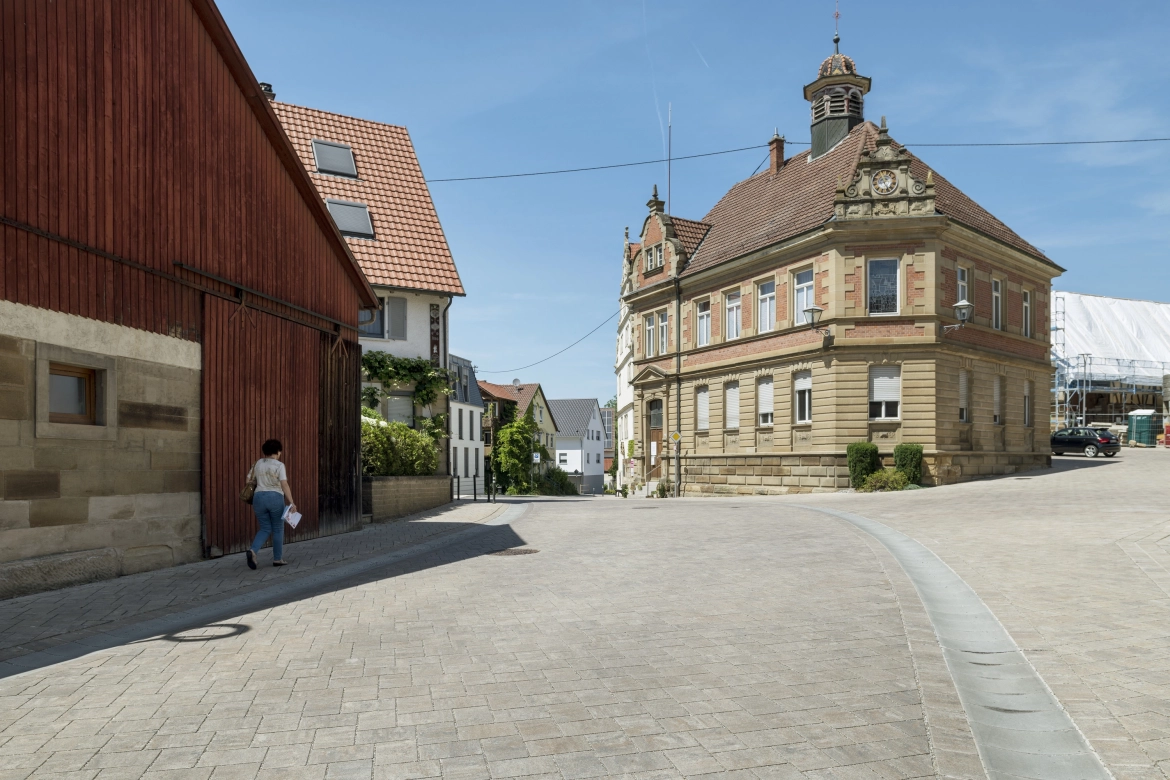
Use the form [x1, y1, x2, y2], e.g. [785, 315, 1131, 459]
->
[667, 450, 1052, 495]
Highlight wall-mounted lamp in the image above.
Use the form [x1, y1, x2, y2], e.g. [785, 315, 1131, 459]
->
[942, 300, 973, 334]
[803, 306, 832, 338]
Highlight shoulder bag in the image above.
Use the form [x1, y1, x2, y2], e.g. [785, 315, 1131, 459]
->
[240, 462, 258, 504]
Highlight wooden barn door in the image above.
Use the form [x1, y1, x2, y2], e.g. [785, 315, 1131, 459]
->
[317, 331, 361, 537]
[203, 297, 321, 555]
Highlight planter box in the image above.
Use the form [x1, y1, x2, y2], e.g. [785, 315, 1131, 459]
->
[362, 475, 451, 522]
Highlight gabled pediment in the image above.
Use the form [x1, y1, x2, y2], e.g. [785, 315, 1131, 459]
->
[632, 365, 669, 385]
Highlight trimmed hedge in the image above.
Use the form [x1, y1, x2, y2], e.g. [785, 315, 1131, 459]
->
[847, 441, 881, 489]
[893, 443, 924, 484]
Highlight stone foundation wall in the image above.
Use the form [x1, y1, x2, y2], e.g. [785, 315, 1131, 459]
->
[0, 303, 203, 599]
[363, 475, 451, 522]
[670, 450, 1051, 495]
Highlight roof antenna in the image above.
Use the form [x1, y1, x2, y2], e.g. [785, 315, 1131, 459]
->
[833, 0, 841, 53]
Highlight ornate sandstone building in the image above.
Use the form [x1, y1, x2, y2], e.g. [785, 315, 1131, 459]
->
[620, 39, 1062, 493]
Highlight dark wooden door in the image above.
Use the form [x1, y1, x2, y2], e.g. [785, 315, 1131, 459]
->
[646, 399, 663, 480]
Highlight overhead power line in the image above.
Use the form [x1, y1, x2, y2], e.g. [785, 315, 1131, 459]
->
[427, 136, 1170, 183]
[479, 310, 619, 374]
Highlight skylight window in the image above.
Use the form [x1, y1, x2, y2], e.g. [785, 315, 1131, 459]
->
[312, 139, 358, 178]
[325, 199, 375, 239]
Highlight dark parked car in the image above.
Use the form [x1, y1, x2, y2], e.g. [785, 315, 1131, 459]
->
[1051, 428, 1120, 457]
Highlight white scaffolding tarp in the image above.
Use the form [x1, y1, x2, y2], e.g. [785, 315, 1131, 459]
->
[1053, 291, 1170, 384]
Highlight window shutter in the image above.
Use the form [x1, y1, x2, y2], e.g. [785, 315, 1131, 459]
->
[793, 371, 812, 392]
[696, 387, 709, 431]
[386, 395, 413, 425]
[994, 375, 1003, 416]
[959, 370, 969, 408]
[869, 366, 900, 402]
[725, 382, 740, 428]
[387, 298, 407, 340]
[757, 377, 773, 414]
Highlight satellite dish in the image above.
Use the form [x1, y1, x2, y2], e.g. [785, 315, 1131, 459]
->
[512, 378, 521, 389]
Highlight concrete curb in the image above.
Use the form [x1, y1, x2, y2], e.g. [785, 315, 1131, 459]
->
[802, 505, 1113, 780]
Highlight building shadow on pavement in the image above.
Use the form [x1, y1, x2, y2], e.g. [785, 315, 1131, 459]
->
[0, 519, 529, 678]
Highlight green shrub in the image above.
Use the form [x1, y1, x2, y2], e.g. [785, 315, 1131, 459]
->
[535, 467, 577, 496]
[619, 485, 629, 498]
[860, 469, 909, 493]
[893, 443, 924, 484]
[655, 478, 672, 498]
[360, 412, 438, 477]
[846, 441, 881, 489]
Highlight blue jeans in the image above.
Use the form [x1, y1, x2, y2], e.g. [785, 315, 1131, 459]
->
[251, 491, 286, 560]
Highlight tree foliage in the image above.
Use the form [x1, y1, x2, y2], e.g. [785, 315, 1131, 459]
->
[492, 406, 551, 494]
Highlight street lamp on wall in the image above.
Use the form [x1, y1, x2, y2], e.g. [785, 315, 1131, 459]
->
[942, 299, 974, 335]
[803, 306, 832, 338]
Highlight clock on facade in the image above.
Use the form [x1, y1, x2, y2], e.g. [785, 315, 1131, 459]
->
[871, 170, 897, 196]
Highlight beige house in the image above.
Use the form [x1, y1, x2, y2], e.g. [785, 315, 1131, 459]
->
[621, 43, 1062, 494]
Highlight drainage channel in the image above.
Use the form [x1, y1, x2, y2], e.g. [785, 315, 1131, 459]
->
[803, 506, 1112, 780]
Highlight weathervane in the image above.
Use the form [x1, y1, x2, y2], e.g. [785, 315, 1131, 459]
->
[834, 0, 840, 52]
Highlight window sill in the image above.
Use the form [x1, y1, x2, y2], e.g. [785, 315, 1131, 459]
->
[793, 422, 812, 428]
[868, 418, 901, 424]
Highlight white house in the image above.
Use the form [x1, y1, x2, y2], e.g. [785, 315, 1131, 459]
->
[614, 236, 639, 489]
[549, 399, 606, 494]
[273, 100, 465, 477]
[450, 354, 485, 497]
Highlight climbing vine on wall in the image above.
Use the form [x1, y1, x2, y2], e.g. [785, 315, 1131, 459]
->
[360, 352, 452, 442]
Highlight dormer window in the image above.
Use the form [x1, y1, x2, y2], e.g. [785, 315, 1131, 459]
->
[312, 140, 358, 178]
[325, 199, 375, 239]
[646, 244, 664, 272]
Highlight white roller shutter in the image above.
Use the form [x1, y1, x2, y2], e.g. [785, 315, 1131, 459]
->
[757, 377, 773, 414]
[387, 297, 407, 340]
[869, 366, 901, 401]
[725, 382, 740, 429]
[794, 371, 812, 392]
[993, 375, 1003, 422]
[696, 387, 709, 431]
[959, 370, 968, 408]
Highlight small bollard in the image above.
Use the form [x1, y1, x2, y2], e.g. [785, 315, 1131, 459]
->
[473, 477, 477, 502]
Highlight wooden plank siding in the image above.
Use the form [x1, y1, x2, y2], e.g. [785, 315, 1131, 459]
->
[2, 0, 376, 555]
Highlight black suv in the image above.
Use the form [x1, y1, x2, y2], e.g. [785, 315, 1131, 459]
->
[1051, 428, 1121, 458]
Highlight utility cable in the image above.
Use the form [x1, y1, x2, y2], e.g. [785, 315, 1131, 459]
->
[427, 136, 1170, 183]
[479, 310, 620, 374]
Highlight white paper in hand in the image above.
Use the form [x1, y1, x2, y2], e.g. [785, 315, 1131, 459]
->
[282, 504, 302, 529]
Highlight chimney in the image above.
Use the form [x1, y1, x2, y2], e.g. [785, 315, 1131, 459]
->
[259, 82, 276, 101]
[769, 132, 785, 174]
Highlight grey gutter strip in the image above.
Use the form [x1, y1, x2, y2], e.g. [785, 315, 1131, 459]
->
[0, 504, 529, 681]
[804, 506, 1112, 780]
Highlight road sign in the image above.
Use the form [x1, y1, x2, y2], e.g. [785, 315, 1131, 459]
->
[532, 452, 541, 463]
[669, 431, 682, 443]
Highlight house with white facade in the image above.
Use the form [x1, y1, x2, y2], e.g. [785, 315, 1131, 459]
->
[614, 236, 639, 489]
[273, 99, 465, 476]
[450, 354, 485, 497]
[549, 399, 606, 494]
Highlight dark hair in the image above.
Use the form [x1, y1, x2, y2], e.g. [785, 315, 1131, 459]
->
[261, 439, 283, 457]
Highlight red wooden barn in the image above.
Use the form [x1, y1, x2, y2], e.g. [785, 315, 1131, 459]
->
[0, 0, 379, 595]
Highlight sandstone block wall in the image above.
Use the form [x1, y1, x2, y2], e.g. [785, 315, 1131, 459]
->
[363, 475, 451, 522]
[0, 306, 203, 598]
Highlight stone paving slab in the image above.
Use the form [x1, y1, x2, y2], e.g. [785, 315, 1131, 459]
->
[0, 498, 938, 779]
[0, 499, 512, 665]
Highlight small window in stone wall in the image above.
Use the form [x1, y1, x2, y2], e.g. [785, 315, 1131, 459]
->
[48, 364, 96, 425]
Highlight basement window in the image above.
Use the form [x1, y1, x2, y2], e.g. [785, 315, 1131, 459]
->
[49, 364, 97, 425]
[325, 199, 375, 239]
[312, 140, 358, 178]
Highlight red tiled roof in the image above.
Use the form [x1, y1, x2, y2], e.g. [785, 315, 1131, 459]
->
[683, 122, 1051, 277]
[627, 242, 642, 258]
[272, 102, 465, 296]
[670, 217, 711, 257]
[478, 381, 539, 417]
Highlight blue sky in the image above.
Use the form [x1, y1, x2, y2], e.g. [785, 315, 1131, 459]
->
[221, 1, 1170, 404]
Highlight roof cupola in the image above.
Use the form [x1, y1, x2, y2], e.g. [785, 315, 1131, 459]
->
[803, 32, 871, 159]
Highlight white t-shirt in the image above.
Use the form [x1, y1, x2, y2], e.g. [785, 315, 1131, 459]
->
[251, 458, 287, 494]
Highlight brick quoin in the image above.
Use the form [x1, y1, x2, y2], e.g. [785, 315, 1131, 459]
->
[815, 267, 829, 306]
[684, 329, 822, 367]
[940, 266, 957, 307]
[844, 321, 925, 339]
[844, 265, 864, 309]
[1007, 289, 1022, 328]
[776, 281, 789, 322]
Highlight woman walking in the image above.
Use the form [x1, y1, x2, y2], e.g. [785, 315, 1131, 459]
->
[246, 439, 296, 569]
